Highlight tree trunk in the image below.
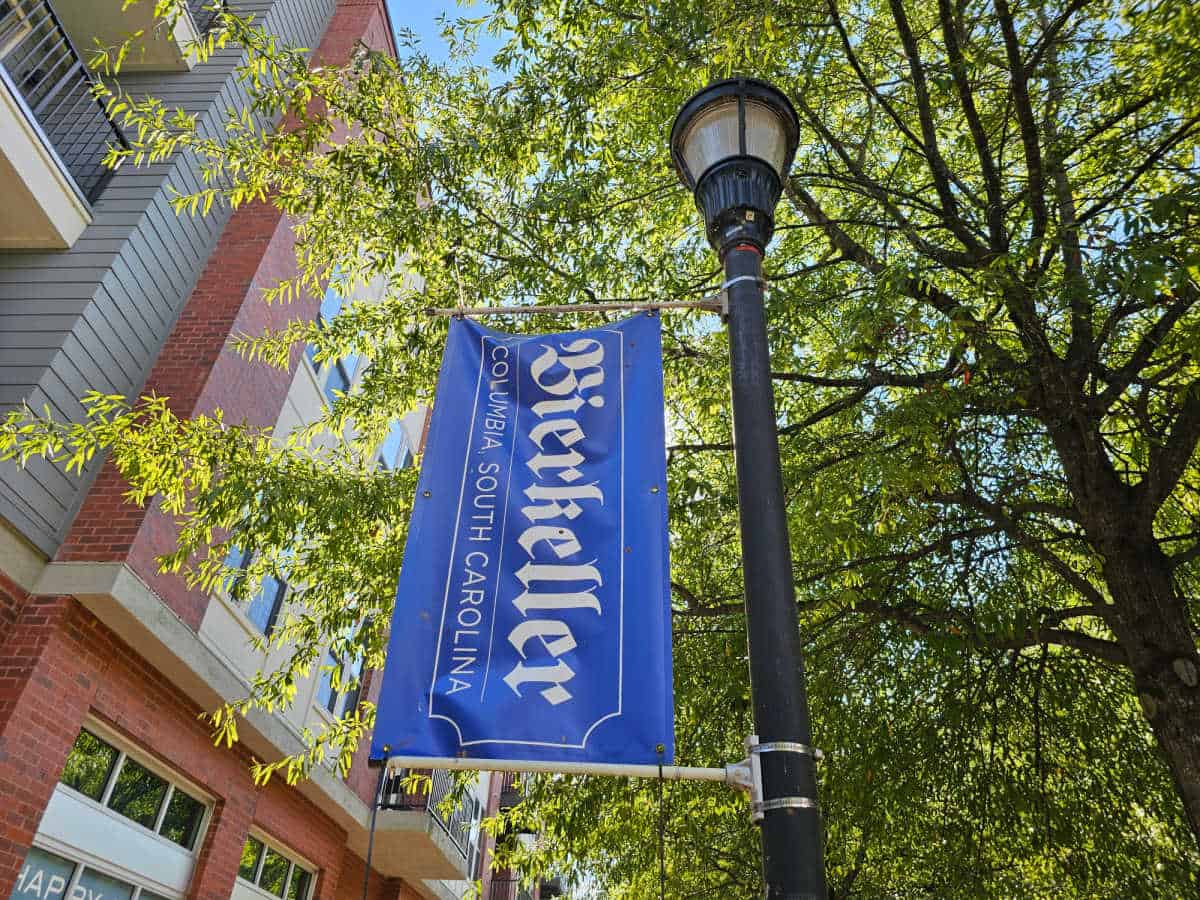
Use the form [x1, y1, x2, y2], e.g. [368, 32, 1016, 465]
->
[1102, 538, 1200, 844]
[1040, 370, 1200, 843]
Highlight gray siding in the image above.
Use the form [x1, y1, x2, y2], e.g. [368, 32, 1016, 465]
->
[0, 0, 337, 555]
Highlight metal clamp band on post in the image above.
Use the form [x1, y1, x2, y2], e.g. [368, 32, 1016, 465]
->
[752, 741, 824, 762]
[720, 275, 767, 323]
[744, 735, 824, 823]
[753, 797, 820, 816]
[721, 274, 766, 291]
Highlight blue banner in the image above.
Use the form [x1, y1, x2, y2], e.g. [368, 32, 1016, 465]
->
[372, 314, 674, 765]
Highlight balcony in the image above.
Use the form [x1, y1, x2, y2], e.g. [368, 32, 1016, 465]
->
[488, 880, 533, 900]
[497, 771, 536, 837]
[0, 0, 127, 248]
[349, 769, 471, 881]
[498, 771, 522, 811]
[185, 0, 222, 35]
[51, 0, 214, 73]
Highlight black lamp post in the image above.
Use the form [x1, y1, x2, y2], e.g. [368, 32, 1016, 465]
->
[671, 78, 827, 900]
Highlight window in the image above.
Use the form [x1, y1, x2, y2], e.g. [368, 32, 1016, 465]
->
[315, 646, 363, 719]
[465, 794, 484, 881]
[320, 357, 358, 405]
[257, 849, 289, 897]
[375, 421, 413, 472]
[10, 847, 74, 900]
[238, 837, 263, 881]
[59, 729, 118, 800]
[304, 287, 342, 372]
[236, 836, 313, 900]
[59, 729, 207, 851]
[107, 757, 168, 829]
[223, 546, 288, 637]
[305, 285, 359, 404]
[8, 845, 167, 900]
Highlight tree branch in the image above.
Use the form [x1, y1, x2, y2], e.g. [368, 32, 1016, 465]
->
[1141, 387, 1200, 516]
[931, 488, 1107, 607]
[793, 95, 982, 270]
[937, 0, 1005, 247]
[783, 181, 1014, 367]
[1076, 115, 1200, 228]
[888, 0, 986, 255]
[1096, 284, 1199, 411]
[1024, 0, 1094, 75]
[997, 627, 1127, 667]
[667, 442, 733, 454]
[994, 0, 1048, 246]
[780, 386, 875, 435]
[671, 580, 742, 617]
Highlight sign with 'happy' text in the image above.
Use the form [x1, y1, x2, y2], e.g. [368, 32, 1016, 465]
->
[371, 314, 674, 765]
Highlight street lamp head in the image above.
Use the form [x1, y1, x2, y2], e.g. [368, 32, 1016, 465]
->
[669, 77, 799, 256]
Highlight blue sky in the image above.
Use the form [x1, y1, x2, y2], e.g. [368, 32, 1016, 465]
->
[385, 0, 503, 64]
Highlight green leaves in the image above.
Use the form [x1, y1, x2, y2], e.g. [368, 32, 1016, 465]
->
[10, 0, 1199, 892]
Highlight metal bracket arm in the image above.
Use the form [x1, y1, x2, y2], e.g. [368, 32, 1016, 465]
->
[724, 757, 754, 792]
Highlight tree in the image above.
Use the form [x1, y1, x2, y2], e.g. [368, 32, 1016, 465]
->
[4, 0, 1200, 893]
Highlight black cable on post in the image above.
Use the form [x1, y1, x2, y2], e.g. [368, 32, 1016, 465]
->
[362, 747, 389, 900]
[657, 744, 666, 900]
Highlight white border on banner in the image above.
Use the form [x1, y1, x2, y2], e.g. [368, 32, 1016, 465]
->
[429, 329, 629, 750]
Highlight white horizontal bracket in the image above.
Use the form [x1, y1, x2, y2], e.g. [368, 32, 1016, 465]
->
[383, 754, 751, 789]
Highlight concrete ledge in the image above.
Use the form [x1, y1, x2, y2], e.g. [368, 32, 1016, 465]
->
[0, 517, 48, 594]
[0, 66, 92, 249]
[35, 561, 370, 834]
[346, 808, 469, 884]
[34, 560, 471, 880]
[54, 0, 200, 72]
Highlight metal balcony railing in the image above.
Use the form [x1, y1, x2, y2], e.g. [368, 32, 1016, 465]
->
[498, 770, 522, 810]
[487, 880, 533, 900]
[379, 768, 471, 857]
[0, 0, 127, 202]
[186, 0, 224, 34]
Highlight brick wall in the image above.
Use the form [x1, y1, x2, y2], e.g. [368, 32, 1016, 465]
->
[0, 592, 428, 900]
[0, 592, 258, 897]
[0, 569, 27, 649]
[333, 847, 424, 900]
[55, 195, 320, 629]
[342, 667, 384, 806]
[55, 0, 397, 631]
[0, 4, 428, 900]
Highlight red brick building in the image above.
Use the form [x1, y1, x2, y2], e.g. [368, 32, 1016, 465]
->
[0, 1, 529, 898]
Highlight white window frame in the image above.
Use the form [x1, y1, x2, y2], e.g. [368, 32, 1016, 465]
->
[215, 547, 291, 639]
[465, 794, 484, 881]
[56, 718, 214, 857]
[312, 644, 363, 721]
[235, 831, 317, 900]
[25, 836, 184, 900]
